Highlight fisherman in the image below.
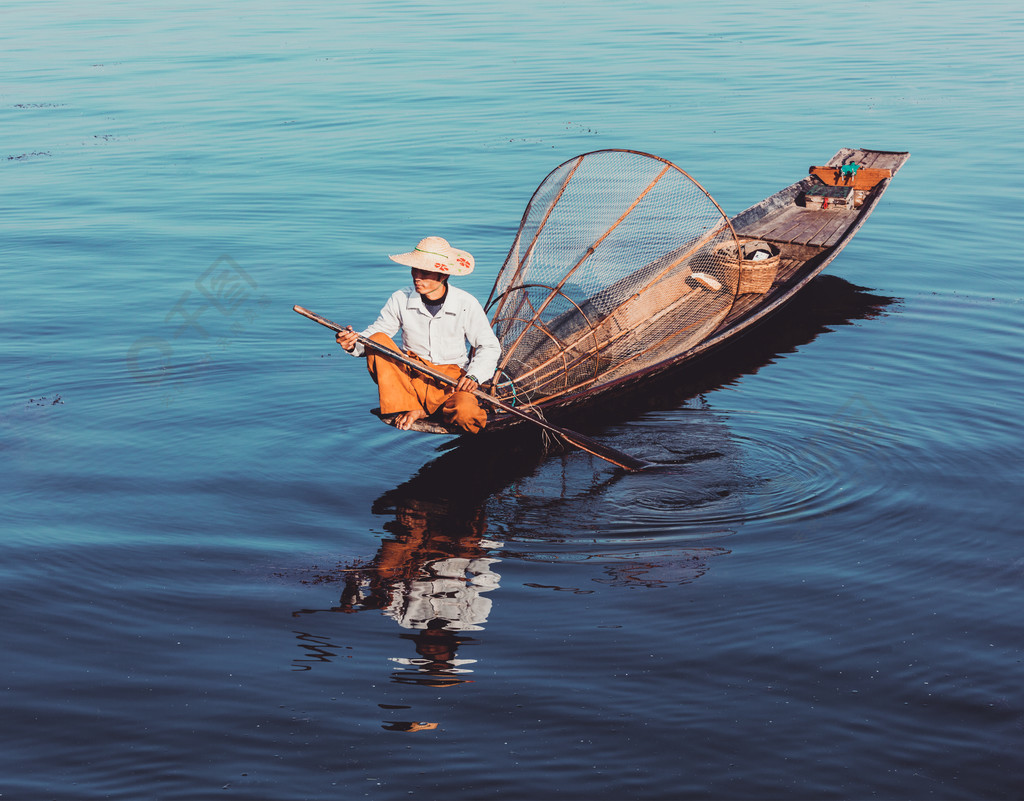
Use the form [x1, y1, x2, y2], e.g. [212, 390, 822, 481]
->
[335, 236, 502, 433]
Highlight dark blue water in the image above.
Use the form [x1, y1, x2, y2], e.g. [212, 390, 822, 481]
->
[4, 2, 1023, 798]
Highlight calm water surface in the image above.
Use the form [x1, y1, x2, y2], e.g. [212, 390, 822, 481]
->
[3, 1, 1023, 798]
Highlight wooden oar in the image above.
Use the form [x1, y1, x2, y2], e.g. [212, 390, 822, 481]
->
[293, 305, 650, 471]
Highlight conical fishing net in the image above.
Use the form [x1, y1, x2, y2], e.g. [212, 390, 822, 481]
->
[485, 149, 740, 407]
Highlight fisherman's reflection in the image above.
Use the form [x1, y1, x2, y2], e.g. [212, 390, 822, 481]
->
[338, 495, 502, 686]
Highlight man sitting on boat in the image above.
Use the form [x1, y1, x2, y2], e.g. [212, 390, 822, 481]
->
[335, 236, 502, 433]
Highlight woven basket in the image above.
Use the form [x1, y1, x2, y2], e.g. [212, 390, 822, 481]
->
[712, 239, 781, 295]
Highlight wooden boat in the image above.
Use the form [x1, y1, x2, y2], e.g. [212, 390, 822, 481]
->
[376, 147, 909, 434]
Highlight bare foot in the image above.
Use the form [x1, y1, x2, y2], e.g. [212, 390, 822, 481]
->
[394, 409, 427, 430]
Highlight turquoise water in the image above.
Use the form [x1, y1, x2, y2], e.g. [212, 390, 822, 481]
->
[3, 1, 1023, 798]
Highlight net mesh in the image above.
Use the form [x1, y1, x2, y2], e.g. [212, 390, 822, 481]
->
[485, 150, 740, 406]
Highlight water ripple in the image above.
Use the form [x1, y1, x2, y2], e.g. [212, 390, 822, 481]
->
[489, 401, 929, 556]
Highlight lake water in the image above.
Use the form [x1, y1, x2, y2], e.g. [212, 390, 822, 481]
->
[3, 1, 1023, 798]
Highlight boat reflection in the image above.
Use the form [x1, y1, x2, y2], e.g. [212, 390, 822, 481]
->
[291, 275, 897, 683]
[543, 274, 900, 427]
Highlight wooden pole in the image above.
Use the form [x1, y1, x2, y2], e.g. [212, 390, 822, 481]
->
[293, 305, 651, 472]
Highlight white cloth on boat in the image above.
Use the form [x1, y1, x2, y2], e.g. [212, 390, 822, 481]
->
[350, 285, 501, 381]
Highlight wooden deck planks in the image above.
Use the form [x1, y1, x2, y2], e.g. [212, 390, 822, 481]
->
[852, 149, 885, 169]
[814, 213, 856, 247]
[834, 148, 905, 172]
[736, 205, 802, 240]
[738, 205, 857, 248]
[792, 213, 842, 246]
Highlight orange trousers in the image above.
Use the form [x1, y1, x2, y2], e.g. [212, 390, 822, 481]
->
[365, 333, 487, 433]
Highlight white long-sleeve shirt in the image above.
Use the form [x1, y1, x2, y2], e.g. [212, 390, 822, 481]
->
[351, 285, 502, 381]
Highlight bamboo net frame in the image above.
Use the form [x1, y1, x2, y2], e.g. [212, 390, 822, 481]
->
[485, 150, 740, 407]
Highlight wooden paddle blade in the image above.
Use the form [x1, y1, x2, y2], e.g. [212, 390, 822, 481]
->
[550, 428, 650, 471]
[488, 401, 650, 470]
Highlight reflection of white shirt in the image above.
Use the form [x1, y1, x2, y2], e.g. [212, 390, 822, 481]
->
[384, 557, 502, 632]
[351, 285, 502, 381]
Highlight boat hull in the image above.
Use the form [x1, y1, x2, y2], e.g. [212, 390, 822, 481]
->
[385, 147, 909, 434]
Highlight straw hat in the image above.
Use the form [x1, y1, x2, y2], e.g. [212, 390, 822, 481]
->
[389, 236, 474, 277]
